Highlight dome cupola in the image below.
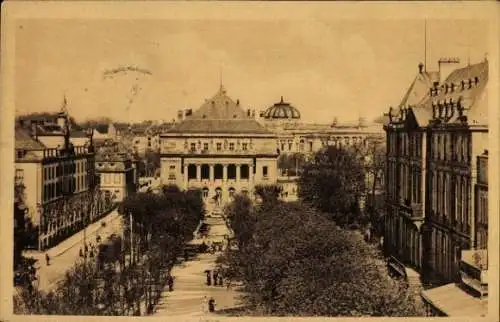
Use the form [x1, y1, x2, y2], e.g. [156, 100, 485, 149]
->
[261, 96, 301, 120]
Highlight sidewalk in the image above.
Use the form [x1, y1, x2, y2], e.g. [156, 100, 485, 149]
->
[24, 209, 124, 292]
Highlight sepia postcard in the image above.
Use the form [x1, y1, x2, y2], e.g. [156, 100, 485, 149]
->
[1, 1, 498, 322]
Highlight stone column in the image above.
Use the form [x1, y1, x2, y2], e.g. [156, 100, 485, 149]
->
[236, 164, 241, 182]
[209, 164, 214, 182]
[249, 164, 254, 182]
[223, 164, 228, 181]
[196, 164, 201, 181]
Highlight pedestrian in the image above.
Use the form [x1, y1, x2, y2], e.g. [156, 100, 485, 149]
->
[96, 235, 101, 243]
[84, 244, 89, 254]
[218, 275, 224, 287]
[208, 297, 216, 312]
[79, 248, 84, 257]
[213, 270, 219, 286]
[45, 253, 50, 266]
[168, 275, 174, 292]
[202, 296, 208, 313]
[204, 269, 212, 286]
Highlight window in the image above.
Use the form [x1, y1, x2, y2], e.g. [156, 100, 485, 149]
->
[227, 164, 236, 179]
[209, 164, 221, 180]
[242, 143, 248, 151]
[190, 143, 196, 152]
[229, 143, 235, 151]
[229, 188, 235, 198]
[216, 143, 222, 151]
[187, 164, 197, 180]
[114, 174, 121, 184]
[263, 166, 268, 178]
[169, 165, 176, 170]
[309, 142, 313, 151]
[203, 143, 209, 151]
[240, 164, 249, 179]
[168, 174, 176, 180]
[202, 188, 209, 198]
[201, 164, 210, 180]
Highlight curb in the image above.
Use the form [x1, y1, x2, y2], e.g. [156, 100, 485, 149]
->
[51, 207, 120, 258]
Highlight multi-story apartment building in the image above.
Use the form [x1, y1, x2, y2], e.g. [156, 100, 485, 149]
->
[14, 108, 109, 250]
[422, 59, 488, 284]
[384, 58, 489, 316]
[384, 62, 440, 274]
[95, 143, 138, 202]
[422, 149, 488, 316]
[160, 85, 279, 205]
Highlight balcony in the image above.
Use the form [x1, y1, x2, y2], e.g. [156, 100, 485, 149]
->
[460, 249, 488, 297]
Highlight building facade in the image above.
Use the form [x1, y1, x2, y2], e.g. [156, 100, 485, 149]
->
[15, 109, 110, 250]
[160, 86, 279, 205]
[384, 58, 489, 315]
[422, 60, 488, 284]
[384, 63, 439, 274]
[259, 96, 385, 156]
[96, 144, 138, 203]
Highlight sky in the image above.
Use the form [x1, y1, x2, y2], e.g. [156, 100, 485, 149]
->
[14, 16, 489, 124]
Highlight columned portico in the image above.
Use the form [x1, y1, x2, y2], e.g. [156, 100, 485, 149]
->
[223, 165, 228, 181]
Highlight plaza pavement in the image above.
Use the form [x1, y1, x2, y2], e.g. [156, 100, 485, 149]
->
[23, 209, 123, 292]
[153, 213, 243, 317]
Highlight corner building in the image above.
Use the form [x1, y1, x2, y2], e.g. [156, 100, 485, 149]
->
[160, 86, 278, 205]
[422, 60, 488, 284]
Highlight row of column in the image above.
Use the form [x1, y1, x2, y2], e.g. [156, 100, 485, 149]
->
[183, 164, 253, 182]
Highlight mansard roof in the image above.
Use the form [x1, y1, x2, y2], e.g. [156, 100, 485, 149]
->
[167, 86, 273, 135]
[424, 60, 488, 126]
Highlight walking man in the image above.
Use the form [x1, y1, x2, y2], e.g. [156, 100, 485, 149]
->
[167, 275, 174, 292]
[208, 297, 216, 312]
[45, 253, 50, 266]
[204, 269, 212, 286]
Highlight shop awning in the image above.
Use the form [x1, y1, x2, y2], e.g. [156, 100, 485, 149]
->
[421, 283, 488, 317]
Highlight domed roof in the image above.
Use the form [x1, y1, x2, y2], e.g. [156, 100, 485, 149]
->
[261, 96, 301, 120]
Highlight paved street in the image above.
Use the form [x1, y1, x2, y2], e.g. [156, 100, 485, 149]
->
[24, 209, 123, 292]
[153, 209, 243, 317]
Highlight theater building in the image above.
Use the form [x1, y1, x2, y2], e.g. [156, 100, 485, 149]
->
[160, 85, 279, 205]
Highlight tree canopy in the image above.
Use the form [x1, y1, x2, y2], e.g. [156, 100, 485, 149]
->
[218, 199, 424, 317]
[298, 145, 366, 227]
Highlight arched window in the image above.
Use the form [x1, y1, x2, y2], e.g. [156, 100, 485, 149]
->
[202, 187, 209, 198]
[188, 164, 197, 180]
[228, 187, 236, 198]
[240, 164, 249, 179]
[201, 164, 210, 180]
[227, 164, 236, 179]
[214, 164, 223, 179]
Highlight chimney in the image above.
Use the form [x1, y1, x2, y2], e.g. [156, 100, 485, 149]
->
[438, 57, 460, 83]
[237, 99, 240, 106]
[247, 109, 251, 117]
[177, 110, 184, 122]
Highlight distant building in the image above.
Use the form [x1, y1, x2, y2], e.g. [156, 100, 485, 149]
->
[14, 106, 109, 250]
[160, 85, 279, 205]
[95, 145, 138, 203]
[259, 96, 385, 155]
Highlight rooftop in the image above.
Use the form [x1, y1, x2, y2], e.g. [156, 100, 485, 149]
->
[167, 86, 273, 135]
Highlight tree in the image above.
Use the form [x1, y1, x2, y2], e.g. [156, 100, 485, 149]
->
[277, 153, 307, 176]
[218, 200, 425, 317]
[298, 145, 366, 227]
